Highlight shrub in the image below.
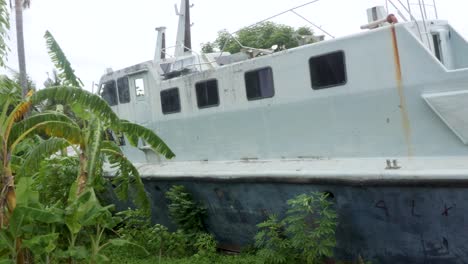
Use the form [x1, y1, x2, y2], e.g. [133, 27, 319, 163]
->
[165, 185, 207, 234]
[255, 192, 337, 264]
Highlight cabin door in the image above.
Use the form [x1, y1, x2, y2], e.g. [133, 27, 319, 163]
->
[129, 73, 151, 125]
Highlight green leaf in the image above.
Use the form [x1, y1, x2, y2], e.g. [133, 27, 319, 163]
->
[102, 142, 150, 213]
[0, 0, 9, 68]
[22, 233, 59, 255]
[16, 177, 39, 206]
[55, 246, 88, 259]
[31, 86, 120, 125]
[9, 111, 81, 148]
[92, 253, 110, 263]
[20, 137, 71, 177]
[118, 120, 175, 159]
[65, 188, 113, 234]
[44, 31, 84, 88]
[17, 206, 64, 224]
[85, 118, 102, 185]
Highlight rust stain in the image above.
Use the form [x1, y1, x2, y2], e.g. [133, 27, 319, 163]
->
[391, 26, 413, 157]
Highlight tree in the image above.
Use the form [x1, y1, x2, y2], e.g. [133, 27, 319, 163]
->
[202, 22, 315, 54]
[0, 31, 175, 263]
[14, 0, 31, 97]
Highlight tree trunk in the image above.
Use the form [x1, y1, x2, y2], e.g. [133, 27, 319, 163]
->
[1, 167, 25, 264]
[15, 0, 28, 97]
[1, 167, 15, 227]
[77, 152, 88, 195]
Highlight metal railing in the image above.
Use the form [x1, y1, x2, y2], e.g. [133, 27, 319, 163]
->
[387, 0, 439, 50]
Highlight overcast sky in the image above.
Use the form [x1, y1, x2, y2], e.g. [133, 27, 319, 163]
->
[4, 0, 467, 92]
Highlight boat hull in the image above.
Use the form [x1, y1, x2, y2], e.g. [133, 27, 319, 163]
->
[137, 177, 468, 264]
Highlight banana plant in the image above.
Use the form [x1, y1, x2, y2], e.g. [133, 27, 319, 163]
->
[0, 31, 175, 263]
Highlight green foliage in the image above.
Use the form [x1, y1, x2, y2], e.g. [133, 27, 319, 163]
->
[255, 192, 337, 264]
[165, 185, 207, 234]
[20, 137, 72, 177]
[285, 193, 337, 262]
[7, 67, 36, 92]
[31, 86, 120, 125]
[200, 42, 215, 53]
[0, 0, 9, 67]
[9, 111, 81, 147]
[0, 24, 176, 263]
[103, 141, 150, 213]
[118, 120, 175, 159]
[44, 30, 84, 88]
[255, 215, 290, 264]
[115, 209, 192, 259]
[203, 22, 315, 54]
[192, 232, 217, 258]
[105, 249, 264, 264]
[34, 156, 79, 207]
[0, 178, 64, 262]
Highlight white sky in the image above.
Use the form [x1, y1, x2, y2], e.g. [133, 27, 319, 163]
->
[4, 0, 467, 92]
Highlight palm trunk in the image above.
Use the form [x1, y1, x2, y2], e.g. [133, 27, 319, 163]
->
[77, 152, 88, 195]
[15, 0, 28, 97]
[1, 166, 15, 227]
[1, 167, 25, 264]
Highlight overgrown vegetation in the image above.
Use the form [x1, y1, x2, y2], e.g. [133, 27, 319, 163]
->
[110, 190, 338, 264]
[255, 192, 337, 264]
[0, 10, 174, 262]
[165, 185, 207, 234]
[113, 186, 218, 262]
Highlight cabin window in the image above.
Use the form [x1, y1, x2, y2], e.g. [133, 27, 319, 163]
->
[161, 88, 181, 114]
[195, 79, 219, 108]
[309, 51, 347, 90]
[432, 34, 442, 62]
[117, 77, 130, 104]
[245, 67, 275, 100]
[100, 81, 118, 106]
[135, 78, 145, 97]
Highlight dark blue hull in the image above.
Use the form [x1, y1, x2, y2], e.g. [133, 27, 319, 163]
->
[139, 178, 468, 264]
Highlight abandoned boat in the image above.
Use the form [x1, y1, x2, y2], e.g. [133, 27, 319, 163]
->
[98, 1, 468, 262]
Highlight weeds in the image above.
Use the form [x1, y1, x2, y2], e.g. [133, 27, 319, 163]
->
[255, 192, 337, 264]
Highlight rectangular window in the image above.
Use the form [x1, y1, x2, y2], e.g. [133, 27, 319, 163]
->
[432, 34, 442, 62]
[100, 81, 118, 106]
[309, 51, 347, 90]
[245, 67, 275, 100]
[161, 88, 181, 114]
[135, 78, 145, 97]
[195, 79, 219, 108]
[117, 77, 130, 104]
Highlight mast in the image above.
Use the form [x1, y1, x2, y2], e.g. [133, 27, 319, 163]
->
[175, 0, 192, 57]
[184, 0, 192, 52]
[154, 27, 167, 63]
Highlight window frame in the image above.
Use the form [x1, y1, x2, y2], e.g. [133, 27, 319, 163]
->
[195, 78, 220, 109]
[134, 77, 146, 99]
[160, 87, 181, 115]
[100, 80, 118, 106]
[309, 50, 347, 90]
[117, 76, 131, 104]
[244, 66, 275, 101]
